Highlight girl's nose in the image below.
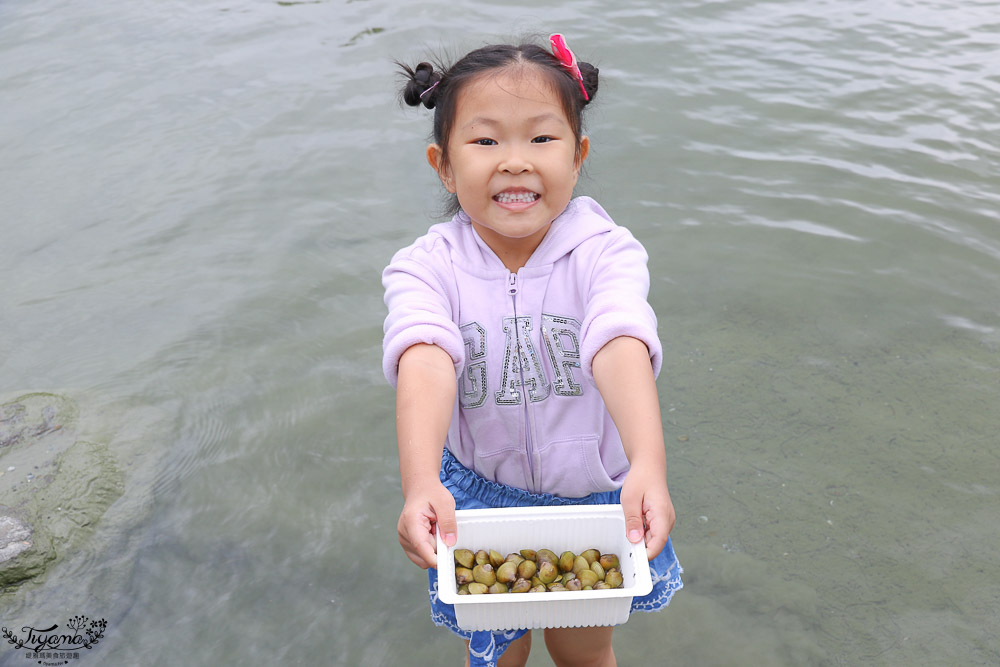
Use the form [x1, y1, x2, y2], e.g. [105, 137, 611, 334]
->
[499, 148, 532, 174]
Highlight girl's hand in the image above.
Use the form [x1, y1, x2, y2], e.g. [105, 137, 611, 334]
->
[397, 480, 458, 569]
[620, 464, 675, 560]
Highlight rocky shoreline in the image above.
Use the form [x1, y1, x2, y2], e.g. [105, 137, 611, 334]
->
[0, 393, 124, 592]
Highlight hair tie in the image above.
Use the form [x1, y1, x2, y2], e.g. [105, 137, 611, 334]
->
[549, 34, 589, 101]
[419, 80, 440, 99]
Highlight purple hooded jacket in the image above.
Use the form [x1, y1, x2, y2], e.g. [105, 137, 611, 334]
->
[382, 197, 662, 498]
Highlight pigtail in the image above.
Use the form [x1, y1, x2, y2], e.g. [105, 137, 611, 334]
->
[578, 61, 599, 104]
[399, 61, 443, 109]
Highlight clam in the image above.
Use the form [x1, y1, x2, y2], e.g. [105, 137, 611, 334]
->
[516, 559, 537, 580]
[537, 561, 559, 585]
[472, 563, 496, 586]
[577, 569, 599, 588]
[558, 551, 576, 573]
[454, 549, 475, 569]
[496, 561, 517, 584]
[536, 549, 558, 566]
[511, 578, 532, 593]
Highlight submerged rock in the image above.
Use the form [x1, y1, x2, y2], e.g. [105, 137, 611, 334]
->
[0, 393, 124, 590]
[0, 393, 71, 450]
[0, 514, 33, 563]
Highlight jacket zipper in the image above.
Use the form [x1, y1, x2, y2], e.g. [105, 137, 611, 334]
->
[507, 271, 537, 492]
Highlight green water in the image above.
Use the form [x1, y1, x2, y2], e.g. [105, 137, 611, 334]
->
[1, 0, 997, 664]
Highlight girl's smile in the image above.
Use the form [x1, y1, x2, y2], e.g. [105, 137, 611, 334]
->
[427, 67, 589, 271]
[493, 188, 540, 207]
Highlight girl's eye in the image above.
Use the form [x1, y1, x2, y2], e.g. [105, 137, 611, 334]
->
[474, 138, 497, 146]
[532, 136, 554, 143]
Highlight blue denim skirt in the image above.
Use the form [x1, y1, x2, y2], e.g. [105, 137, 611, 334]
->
[427, 449, 683, 667]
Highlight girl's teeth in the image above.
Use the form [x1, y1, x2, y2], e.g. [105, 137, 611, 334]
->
[495, 191, 539, 204]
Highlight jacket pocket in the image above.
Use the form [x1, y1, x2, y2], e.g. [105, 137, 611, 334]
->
[537, 435, 626, 498]
[472, 444, 531, 490]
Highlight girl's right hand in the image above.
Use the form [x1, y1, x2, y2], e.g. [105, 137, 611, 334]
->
[397, 481, 458, 569]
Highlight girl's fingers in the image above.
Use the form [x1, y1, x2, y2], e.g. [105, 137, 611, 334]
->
[619, 479, 646, 544]
[413, 528, 438, 569]
[643, 505, 674, 560]
[435, 503, 458, 548]
[644, 519, 668, 560]
[400, 514, 438, 569]
[401, 535, 434, 569]
[404, 542, 433, 569]
[398, 508, 433, 569]
[398, 488, 456, 570]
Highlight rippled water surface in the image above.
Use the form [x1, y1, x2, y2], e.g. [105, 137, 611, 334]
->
[2, 0, 998, 665]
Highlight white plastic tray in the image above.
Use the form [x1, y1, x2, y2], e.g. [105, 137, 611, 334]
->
[436, 504, 652, 631]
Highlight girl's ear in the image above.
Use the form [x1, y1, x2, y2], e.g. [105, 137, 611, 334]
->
[575, 136, 591, 172]
[426, 144, 456, 193]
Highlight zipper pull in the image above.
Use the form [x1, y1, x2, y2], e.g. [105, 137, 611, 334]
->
[507, 272, 518, 295]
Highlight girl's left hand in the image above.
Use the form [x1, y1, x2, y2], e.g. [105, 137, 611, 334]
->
[620, 465, 675, 560]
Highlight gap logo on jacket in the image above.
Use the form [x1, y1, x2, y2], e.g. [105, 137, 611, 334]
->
[460, 314, 583, 409]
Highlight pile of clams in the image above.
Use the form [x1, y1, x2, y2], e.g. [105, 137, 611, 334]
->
[454, 547, 623, 594]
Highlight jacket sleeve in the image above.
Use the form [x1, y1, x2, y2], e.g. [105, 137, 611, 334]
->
[579, 227, 663, 383]
[382, 241, 465, 387]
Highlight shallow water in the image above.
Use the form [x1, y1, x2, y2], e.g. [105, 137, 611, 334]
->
[1, 0, 998, 665]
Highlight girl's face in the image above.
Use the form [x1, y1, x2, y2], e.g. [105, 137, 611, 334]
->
[427, 66, 589, 271]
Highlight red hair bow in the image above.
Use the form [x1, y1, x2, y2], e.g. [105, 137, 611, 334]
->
[550, 33, 589, 101]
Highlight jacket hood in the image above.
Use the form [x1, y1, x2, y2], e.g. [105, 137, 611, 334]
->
[436, 197, 618, 273]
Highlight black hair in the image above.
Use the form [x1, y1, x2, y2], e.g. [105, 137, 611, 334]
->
[398, 40, 598, 216]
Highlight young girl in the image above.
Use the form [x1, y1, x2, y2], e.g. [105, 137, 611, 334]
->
[383, 34, 683, 667]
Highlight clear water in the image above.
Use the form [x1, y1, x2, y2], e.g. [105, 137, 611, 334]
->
[1, 0, 998, 664]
